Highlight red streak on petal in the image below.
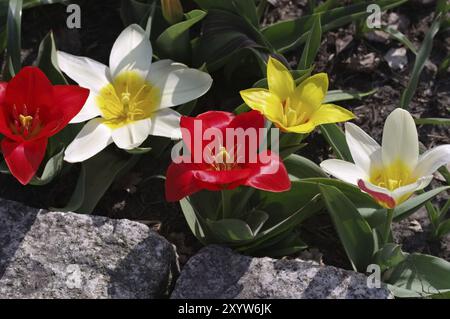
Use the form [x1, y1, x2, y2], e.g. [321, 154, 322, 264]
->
[357, 179, 396, 209]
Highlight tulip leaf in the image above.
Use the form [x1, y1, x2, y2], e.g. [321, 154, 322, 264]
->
[193, 0, 259, 27]
[436, 219, 450, 238]
[373, 243, 407, 272]
[393, 186, 450, 221]
[36, 31, 68, 85]
[323, 89, 377, 104]
[284, 154, 328, 180]
[56, 148, 140, 214]
[262, 0, 407, 53]
[156, 9, 206, 62]
[246, 210, 269, 236]
[207, 219, 254, 242]
[386, 253, 450, 297]
[320, 184, 375, 272]
[319, 123, 353, 162]
[29, 147, 65, 186]
[400, 17, 441, 109]
[6, 0, 23, 77]
[179, 197, 209, 244]
[415, 118, 450, 126]
[381, 26, 418, 55]
[125, 147, 152, 155]
[298, 14, 322, 70]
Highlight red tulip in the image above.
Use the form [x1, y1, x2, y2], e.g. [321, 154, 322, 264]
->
[0, 67, 89, 185]
[165, 110, 291, 201]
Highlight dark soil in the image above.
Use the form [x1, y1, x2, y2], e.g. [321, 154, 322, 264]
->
[0, 0, 449, 270]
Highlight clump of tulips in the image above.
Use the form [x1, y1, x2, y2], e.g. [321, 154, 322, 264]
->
[2, 0, 450, 298]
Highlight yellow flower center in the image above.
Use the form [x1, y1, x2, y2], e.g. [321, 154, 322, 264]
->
[97, 71, 160, 129]
[19, 114, 33, 130]
[281, 97, 312, 128]
[369, 159, 417, 204]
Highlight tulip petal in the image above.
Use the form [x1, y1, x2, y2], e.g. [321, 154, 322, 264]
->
[283, 121, 316, 134]
[415, 145, 450, 177]
[52, 85, 90, 131]
[293, 73, 328, 108]
[320, 159, 367, 185]
[357, 179, 396, 208]
[111, 118, 150, 150]
[165, 160, 203, 201]
[245, 150, 291, 192]
[69, 91, 102, 123]
[310, 104, 355, 126]
[345, 122, 381, 174]
[391, 176, 433, 204]
[109, 24, 152, 78]
[382, 108, 418, 169]
[147, 60, 212, 108]
[64, 119, 113, 163]
[148, 108, 182, 139]
[57, 51, 110, 92]
[194, 168, 251, 187]
[239, 88, 284, 124]
[2, 138, 47, 185]
[267, 57, 295, 100]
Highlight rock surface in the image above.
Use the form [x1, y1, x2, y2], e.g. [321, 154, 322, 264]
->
[0, 199, 176, 299]
[171, 246, 393, 299]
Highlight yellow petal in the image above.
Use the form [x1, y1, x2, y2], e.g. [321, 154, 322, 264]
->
[283, 121, 316, 134]
[240, 88, 284, 125]
[310, 103, 355, 126]
[293, 73, 329, 108]
[267, 56, 295, 100]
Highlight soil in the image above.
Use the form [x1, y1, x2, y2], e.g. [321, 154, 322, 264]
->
[0, 0, 449, 270]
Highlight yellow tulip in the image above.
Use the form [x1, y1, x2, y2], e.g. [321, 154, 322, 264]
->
[240, 57, 355, 134]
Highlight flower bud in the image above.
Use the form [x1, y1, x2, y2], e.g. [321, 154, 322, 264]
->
[161, 0, 184, 25]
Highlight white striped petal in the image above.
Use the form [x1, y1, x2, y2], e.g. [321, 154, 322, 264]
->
[69, 91, 102, 123]
[148, 108, 182, 139]
[391, 176, 433, 201]
[57, 51, 110, 92]
[382, 108, 419, 169]
[345, 122, 381, 174]
[111, 119, 151, 150]
[320, 159, 366, 185]
[109, 24, 152, 79]
[415, 145, 450, 177]
[64, 119, 113, 163]
[147, 60, 212, 108]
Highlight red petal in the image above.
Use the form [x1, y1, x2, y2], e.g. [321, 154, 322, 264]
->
[48, 85, 90, 134]
[194, 168, 251, 188]
[244, 150, 291, 192]
[165, 159, 203, 201]
[1, 138, 48, 185]
[0, 83, 11, 138]
[357, 179, 396, 209]
[228, 110, 265, 131]
[4, 67, 54, 117]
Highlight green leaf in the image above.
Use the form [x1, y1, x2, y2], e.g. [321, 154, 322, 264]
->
[415, 117, 450, 126]
[437, 219, 450, 238]
[373, 244, 407, 272]
[56, 148, 140, 214]
[156, 9, 206, 62]
[246, 209, 269, 236]
[194, 0, 259, 27]
[262, 0, 407, 53]
[179, 197, 208, 243]
[320, 184, 375, 272]
[36, 31, 68, 84]
[125, 147, 152, 155]
[284, 154, 328, 180]
[320, 123, 353, 161]
[381, 26, 418, 55]
[29, 147, 65, 186]
[323, 89, 377, 103]
[298, 14, 322, 69]
[393, 186, 450, 221]
[207, 219, 254, 242]
[400, 17, 441, 109]
[6, 0, 23, 76]
[386, 253, 450, 297]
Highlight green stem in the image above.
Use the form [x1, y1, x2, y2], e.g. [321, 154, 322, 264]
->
[382, 208, 395, 246]
[221, 189, 232, 220]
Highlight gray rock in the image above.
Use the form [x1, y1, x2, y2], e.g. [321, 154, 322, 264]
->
[171, 246, 392, 299]
[0, 199, 177, 299]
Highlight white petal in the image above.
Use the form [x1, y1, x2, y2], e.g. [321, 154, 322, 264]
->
[345, 122, 381, 174]
[69, 91, 102, 123]
[392, 176, 433, 201]
[382, 108, 418, 169]
[111, 119, 150, 150]
[148, 108, 182, 139]
[357, 179, 396, 208]
[64, 119, 113, 163]
[109, 24, 152, 79]
[147, 60, 212, 108]
[415, 145, 450, 177]
[320, 159, 366, 185]
[57, 51, 110, 92]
